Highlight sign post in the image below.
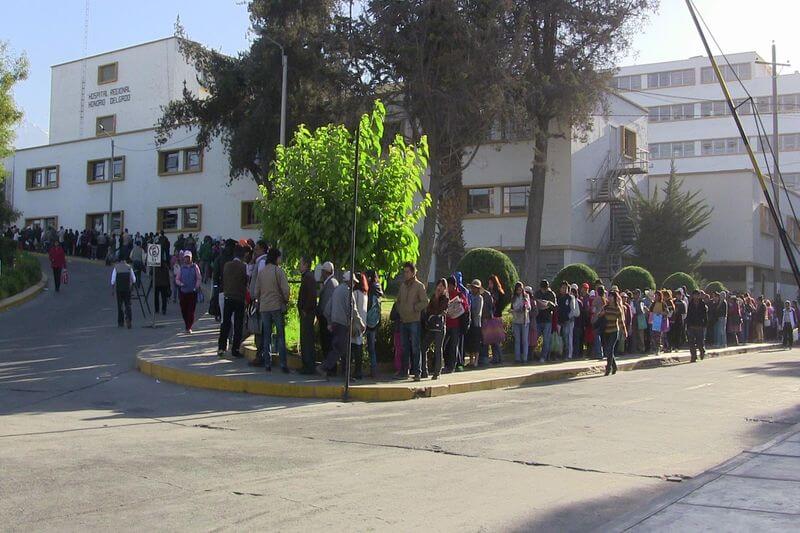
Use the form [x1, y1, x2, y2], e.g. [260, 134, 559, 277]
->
[146, 244, 162, 329]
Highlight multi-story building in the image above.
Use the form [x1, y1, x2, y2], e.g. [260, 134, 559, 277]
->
[614, 52, 800, 296]
[4, 37, 260, 240]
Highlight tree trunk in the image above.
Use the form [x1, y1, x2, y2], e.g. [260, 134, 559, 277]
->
[523, 119, 550, 283]
[416, 164, 440, 285]
[435, 149, 466, 280]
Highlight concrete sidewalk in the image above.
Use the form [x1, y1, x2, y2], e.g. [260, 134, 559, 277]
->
[605, 423, 800, 531]
[136, 315, 781, 401]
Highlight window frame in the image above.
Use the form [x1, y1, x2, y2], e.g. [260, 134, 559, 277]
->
[465, 187, 495, 216]
[158, 147, 203, 176]
[86, 156, 125, 184]
[241, 201, 259, 229]
[157, 204, 202, 233]
[647, 68, 695, 89]
[621, 127, 637, 159]
[97, 62, 118, 85]
[183, 147, 203, 173]
[85, 211, 124, 234]
[95, 114, 116, 136]
[760, 204, 777, 236]
[24, 216, 58, 230]
[25, 165, 59, 191]
[502, 185, 530, 215]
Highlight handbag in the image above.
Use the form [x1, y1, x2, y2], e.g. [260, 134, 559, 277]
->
[651, 314, 663, 331]
[482, 317, 506, 345]
[446, 296, 465, 319]
[196, 289, 205, 303]
[764, 318, 772, 328]
[550, 332, 563, 355]
[61, 269, 70, 285]
[426, 313, 445, 333]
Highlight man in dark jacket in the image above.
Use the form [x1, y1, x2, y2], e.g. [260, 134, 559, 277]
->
[686, 290, 708, 362]
[316, 261, 338, 365]
[217, 245, 247, 358]
[298, 256, 318, 374]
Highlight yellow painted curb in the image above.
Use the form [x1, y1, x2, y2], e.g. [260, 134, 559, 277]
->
[0, 274, 47, 313]
[136, 342, 781, 402]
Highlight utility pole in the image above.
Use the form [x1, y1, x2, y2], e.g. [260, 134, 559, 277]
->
[757, 44, 790, 298]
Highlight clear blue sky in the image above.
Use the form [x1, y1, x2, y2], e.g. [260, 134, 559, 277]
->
[6, 0, 800, 137]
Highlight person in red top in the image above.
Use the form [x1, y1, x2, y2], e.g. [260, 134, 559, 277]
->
[443, 275, 469, 373]
[48, 242, 67, 293]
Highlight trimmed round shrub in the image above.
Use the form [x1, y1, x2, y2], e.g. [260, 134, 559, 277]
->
[552, 263, 599, 289]
[663, 272, 699, 292]
[456, 248, 519, 313]
[613, 266, 656, 291]
[705, 281, 728, 294]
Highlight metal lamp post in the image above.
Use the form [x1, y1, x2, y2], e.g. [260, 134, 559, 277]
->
[263, 34, 288, 147]
[98, 124, 115, 236]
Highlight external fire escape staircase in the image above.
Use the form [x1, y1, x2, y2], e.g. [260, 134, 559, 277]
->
[587, 147, 649, 281]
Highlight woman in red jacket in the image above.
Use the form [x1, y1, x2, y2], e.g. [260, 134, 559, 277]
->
[48, 242, 67, 292]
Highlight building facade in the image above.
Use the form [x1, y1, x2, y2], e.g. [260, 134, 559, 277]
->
[614, 52, 800, 296]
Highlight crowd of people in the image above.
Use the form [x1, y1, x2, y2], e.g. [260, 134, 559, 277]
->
[6, 223, 798, 380]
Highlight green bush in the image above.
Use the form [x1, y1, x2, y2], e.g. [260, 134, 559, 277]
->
[552, 263, 599, 289]
[613, 265, 656, 291]
[662, 272, 698, 292]
[0, 251, 41, 300]
[456, 248, 519, 313]
[705, 281, 728, 294]
[0, 237, 16, 267]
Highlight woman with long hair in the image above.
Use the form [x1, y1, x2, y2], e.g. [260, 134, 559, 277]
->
[424, 279, 449, 379]
[511, 282, 531, 363]
[599, 290, 627, 376]
[661, 290, 674, 352]
[649, 291, 667, 355]
[487, 275, 505, 317]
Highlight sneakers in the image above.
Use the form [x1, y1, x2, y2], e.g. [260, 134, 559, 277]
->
[217, 349, 226, 357]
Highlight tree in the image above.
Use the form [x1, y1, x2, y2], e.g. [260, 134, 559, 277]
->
[0, 42, 27, 228]
[663, 272, 699, 292]
[505, 1, 658, 282]
[362, 0, 509, 280]
[156, 1, 365, 188]
[257, 100, 430, 275]
[552, 263, 598, 288]
[627, 161, 713, 284]
[456, 248, 519, 313]
[613, 265, 656, 291]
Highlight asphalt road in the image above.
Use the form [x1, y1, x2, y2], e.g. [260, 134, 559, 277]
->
[1, 258, 799, 531]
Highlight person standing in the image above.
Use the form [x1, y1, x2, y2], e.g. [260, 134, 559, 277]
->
[685, 289, 708, 362]
[727, 294, 743, 346]
[175, 251, 202, 333]
[715, 292, 728, 348]
[599, 290, 626, 376]
[753, 296, 767, 343]
[649, 291, 667, 355]
[466, 280, 485, 367]
[511, 282, 531, 363]
[534, 280, 557, 361]
[153, 257, 171, 314]
[350, 272, 369, 380]
[317, 261, 339, 367]
[217, 245, 247, 358]
[111, 257, 135, 329]
[365, 270, 383, 378]
[298, 256, 318, 375]
[246, 240, 269, 366]
[781, 300, 797, 349]
[632, 289, 648, 354]
[319, 271, 364, 380]
[48, 241, 66, 293]
[556, 281, 577, 360]
[396, 262, 428, 381]
[424, 279, 449, 379]
[254, 248, 290, 373]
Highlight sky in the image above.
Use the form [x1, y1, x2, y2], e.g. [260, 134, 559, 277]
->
[5, 0, 800, 147]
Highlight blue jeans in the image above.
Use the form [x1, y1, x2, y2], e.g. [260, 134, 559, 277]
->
[595, 332, 604, 358]
[400, 321, 422, 376]
[560, 320, 574, 359]
[479, 342, 501, 365]
[603, 330, 619, 374]
[715, 317, 727, 348]
[536, 321, 553, 361]
[366, 328, 378, 369]
[513, 323, 529, 362]
[260, 310, 287, 369]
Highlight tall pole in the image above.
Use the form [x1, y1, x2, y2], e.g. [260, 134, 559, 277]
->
[771, 42, 781, 299]
[108, 138, 115, 236]
[343, 122, 360, 401]
[280, 52, 288, 147]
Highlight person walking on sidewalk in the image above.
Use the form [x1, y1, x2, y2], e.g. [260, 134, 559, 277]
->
[397, 262, 428, 381]
[298, 256, 318, 375]
[217, 245, 247, 358]
[175, 251, 202, 333]
[686, 289, 708, 362]
[781, 300, 797, 349]
[254, 248, 290, 373]
[48, 241, 67, 293]
[111, 257, 135, 329]
[153, 257, 171, 314]
[599, 290, 626, 376]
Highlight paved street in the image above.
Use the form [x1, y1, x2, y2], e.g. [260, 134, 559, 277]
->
[1, 258, 799, 531]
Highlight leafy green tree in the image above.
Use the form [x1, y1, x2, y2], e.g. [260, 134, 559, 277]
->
[0, 42, 27, 228]
[706, 281, 728, 294]
[258, 100, 430, 275]
[613, 266, 656, 291]
[504, 0, 658, 282]
[627, 161, 713, 284]
[663, 272, 699, 292]
[552, 263, 599, 288]
[156, 1, 365, 188]
[456, 248, 519, 313]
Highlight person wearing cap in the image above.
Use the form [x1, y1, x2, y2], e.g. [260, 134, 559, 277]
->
[317, 261, 339, 367]
[175, 250, 202, 333]
[534, 280, 557, 362]
[254, 248, 291, 372]
[685, 289, 708, 362]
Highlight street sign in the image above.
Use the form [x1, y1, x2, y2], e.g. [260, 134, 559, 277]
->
[146, 244, 161, 267]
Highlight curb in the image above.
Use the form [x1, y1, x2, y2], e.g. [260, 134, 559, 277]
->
[136, 341, 780, 402]
[0, 274, 47, 313]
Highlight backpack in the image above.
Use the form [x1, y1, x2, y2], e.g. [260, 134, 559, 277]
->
[366, 292, 381, 329]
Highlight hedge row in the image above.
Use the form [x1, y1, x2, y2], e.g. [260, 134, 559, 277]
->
[0, 252, 41, 300]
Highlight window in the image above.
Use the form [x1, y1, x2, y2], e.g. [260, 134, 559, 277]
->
[759, 204, 777, 236]
[621, 127, 637, 159]
[778, 94, 800, 113]
[779, 133, 800, 152]
[503, 185, 530, 214]
[86, 157, 124, 183]
[97, 62, 118, 85]
[647, 68, 694, 89]
[648, 104, 695, 122]
[241, 201, 259, 228]
[158, 147, 202, 175]
[96, 115, 116, 135]
[649, 142, 695, 160]
[781, 173, 800, 190]
[701, 63, 751, 84]
[24, 216, 58, 230]
[466, 188, 494, 215]
[157, 205, 202, 232]
[611, 75, 642, 91]
[85, 211, 123, 234]
[787, 216, 800, 243]
[184, 148, 203, 172]
[26, 166, 59, 190]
